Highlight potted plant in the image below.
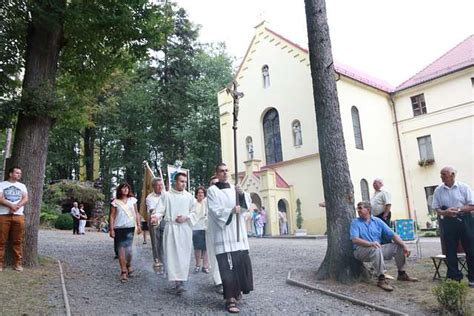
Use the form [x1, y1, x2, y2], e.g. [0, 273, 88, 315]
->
[418, 158, 435, 167]
[295, 198, 307, 236]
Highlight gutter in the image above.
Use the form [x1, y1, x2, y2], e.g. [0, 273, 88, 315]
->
[389, 94, 412, 219]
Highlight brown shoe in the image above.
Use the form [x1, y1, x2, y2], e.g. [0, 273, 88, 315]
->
[397, 272, 418, 282]
[377, 279, 394, 291]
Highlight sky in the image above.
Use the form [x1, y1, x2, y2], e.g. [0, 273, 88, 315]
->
[174, 0, 474, 87]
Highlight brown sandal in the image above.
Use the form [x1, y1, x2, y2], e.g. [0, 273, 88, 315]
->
[127, 264, 134, 276]
[120, 271, 128, 283]
[226, 300, 240, 313]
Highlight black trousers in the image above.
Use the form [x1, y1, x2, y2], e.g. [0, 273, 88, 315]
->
[442, 215, 474, 282]
[376, 211, 391, 227]
[376, 212, 392, 244]
[72, 218, 80, 234]
[216, 250, 253, 300]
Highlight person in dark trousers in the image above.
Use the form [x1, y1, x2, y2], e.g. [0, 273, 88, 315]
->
[70, 202, 80, 235]
[432, 166, 474, 288]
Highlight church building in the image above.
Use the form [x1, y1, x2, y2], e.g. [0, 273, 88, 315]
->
[218, 22, 474, 235]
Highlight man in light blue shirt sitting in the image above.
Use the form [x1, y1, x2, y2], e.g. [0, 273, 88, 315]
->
[350, 201, 417, 291]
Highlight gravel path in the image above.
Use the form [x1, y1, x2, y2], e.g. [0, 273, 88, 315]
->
[38, 230, 442, 315]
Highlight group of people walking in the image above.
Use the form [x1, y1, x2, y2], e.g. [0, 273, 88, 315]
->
[108, 162, 253, 313]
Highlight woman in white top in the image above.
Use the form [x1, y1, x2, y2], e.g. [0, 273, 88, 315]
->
[109, 183, 141, 283]
[78, 203, 87, 235]
[192, 186, 209, 273]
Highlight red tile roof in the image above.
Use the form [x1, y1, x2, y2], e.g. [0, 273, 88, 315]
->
[396, 35, 474, 91]
[238, 169, 290, 188]
[264, 28, 394, 93]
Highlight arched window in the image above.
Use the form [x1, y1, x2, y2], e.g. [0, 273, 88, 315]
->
[263, 108, 282, 165]
[360, 179, 370, 201]
[351, 106, 364, 149]
[262, 65, 270, 88]
[292, 120, 302, 146]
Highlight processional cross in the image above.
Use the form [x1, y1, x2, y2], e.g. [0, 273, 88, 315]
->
[226, 81, 244, 241]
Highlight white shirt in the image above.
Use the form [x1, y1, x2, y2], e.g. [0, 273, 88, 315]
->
[370, 187, 391, 216]
[432, 181, 473, 209]
[146, 192, 161, 214]
[111, 197, 138, 228]
[70, 207, 80, 218]
[0, 181, 28, 216]
[192, 199, 208, 230]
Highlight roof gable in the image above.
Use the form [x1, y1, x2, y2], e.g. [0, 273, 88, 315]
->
[235, 26, 394, 93]
[396, 35, 474, 91]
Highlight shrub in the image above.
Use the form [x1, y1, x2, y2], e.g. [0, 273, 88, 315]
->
[43, 180, 104, 209]
[296, 198, 303, 229]
[433, 279, 469, 315]
[55, 213, 73, 230]
[40, 203, 61, 226]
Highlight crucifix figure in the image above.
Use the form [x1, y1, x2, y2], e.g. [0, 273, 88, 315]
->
[226, 80, 244, 241]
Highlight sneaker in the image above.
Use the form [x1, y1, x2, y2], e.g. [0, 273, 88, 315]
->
[397, 272, 418, 282]
[13, 266, 23, 272]
[377, 279, 394, 291]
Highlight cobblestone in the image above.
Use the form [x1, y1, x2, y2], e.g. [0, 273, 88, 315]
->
[38, 230, 442, 315]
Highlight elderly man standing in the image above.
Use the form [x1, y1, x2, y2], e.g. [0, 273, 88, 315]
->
[432, 166, 474, 287]
[371, 178, 392, 227]
[351, 201, 417, 291]
[146, 177, 165, 271]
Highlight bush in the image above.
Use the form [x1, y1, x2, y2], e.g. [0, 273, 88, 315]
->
[43, 180, 104, 209]
[55, 213, 73, 230]
[40, 203, 61, 226]
[433, 279, 469, 315]
[296, 198, 303, 229]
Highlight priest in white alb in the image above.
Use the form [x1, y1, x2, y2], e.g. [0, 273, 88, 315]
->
[207, 163, 254, 313]
[151, 172, 196, 295]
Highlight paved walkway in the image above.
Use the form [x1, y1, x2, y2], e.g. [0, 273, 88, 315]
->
[38, 230, 442, 315]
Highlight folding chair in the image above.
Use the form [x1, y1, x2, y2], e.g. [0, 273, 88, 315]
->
[394, 219, 422, 258]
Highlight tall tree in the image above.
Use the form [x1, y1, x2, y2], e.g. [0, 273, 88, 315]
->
[304, 0, 365, 282]
[2, 1, 169, 266]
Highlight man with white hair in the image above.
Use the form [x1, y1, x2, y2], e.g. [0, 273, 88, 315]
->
[371, 178, 392, 227]
[432, 166, 474, 287]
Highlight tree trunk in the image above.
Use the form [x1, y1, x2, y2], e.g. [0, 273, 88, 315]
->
[304, 0, 366, 282]
[84, 127, 96, 181]
[7, 1, 65, 267]
[2, 128, 13, 180]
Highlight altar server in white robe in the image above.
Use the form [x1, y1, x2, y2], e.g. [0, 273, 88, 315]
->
[151, 172, 196, 295]
[207, 163, 254, 313]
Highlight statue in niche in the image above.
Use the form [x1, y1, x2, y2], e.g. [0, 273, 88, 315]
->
[246, 137, 254, 160]
[262, 65, 270, 88]
[293, 121, 302, 146]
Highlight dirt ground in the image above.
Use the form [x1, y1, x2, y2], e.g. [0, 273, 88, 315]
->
[0, 257, 64, 315]
[291, 256, 474, 315]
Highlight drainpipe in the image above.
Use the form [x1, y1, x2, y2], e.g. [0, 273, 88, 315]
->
[389, 93, 412, 219]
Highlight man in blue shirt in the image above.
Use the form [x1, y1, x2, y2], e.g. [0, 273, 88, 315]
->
[432, 166, 474, 287]
[350, 201, 417, 291]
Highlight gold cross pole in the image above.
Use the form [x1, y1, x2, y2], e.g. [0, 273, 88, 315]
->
[226, 80, 244, 241]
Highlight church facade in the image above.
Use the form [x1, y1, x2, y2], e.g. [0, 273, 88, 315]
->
[218, 22, 474, 235]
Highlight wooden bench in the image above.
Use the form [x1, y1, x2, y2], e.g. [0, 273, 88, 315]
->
[431, 253, 467, 280]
